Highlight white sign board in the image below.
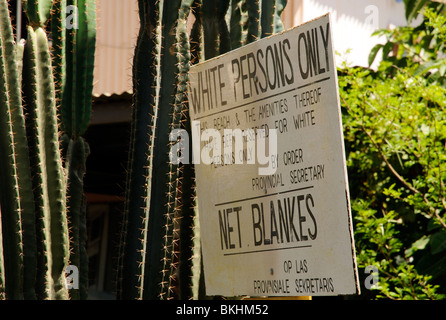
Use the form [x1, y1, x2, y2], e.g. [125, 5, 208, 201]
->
[188, 13, 359, 297]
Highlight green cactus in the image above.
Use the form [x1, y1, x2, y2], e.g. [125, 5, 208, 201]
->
[190, 0, 203, 63]
[50, 0, 96, 300]
[118, 0, 288, 300]
[218, 0, 231, 54]
[229, 0, 243, 49]
[117, 0, 163, 300]
[118, 0, 201, 300]
[21, 0, 73, 300]
[1, 0, 287, 301]
[0, 0, 36, 300]
[0, 0, 96, 300]
[202, 1, 219, 59]
[137, 0, 190, 300]
[63, 136, 90, 299]
[261, 0, 275, 37]
[23, 0, 53, 27]
[247, 0, 261, 43]
[23, 25, 70, 300]
[54, 0, 96, 138]
[0, 207, 4, 300]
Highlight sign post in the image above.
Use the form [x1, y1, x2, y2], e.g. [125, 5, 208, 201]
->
[187, 13, 360, 297]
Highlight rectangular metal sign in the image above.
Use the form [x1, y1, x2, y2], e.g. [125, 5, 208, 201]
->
[187, 13, 360, 297]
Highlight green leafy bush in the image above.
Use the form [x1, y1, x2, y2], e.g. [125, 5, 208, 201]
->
[338, 1, 446, 300]
[339, 58, 446, 300]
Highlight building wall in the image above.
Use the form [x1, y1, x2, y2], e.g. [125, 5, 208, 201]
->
[282, 0, 420, 68]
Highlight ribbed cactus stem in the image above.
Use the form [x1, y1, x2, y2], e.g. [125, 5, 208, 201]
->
[218, 0, 231, 54]
[74, 0, 96, 136]
[50, 0, 96, 299]
[180, 72, 201, 297]
[229, 0, 242, 49]
[65, 137, 89, 300]
[37, 25, 69, 300]
[261, 0, 275, 38]
[0, 0, 38, 300]
[23, 26, 70, 300]
[118, 0, 162, 300]
[147, 0, 184, 300]
[0, 40, 24, 300]
[51, 0, 67, 106]
[190, 0, 203, 64]
[174, 0, 197, 300]
[0, 206, 5, 300]
[247, 0, 261, 43]
[55, 0, 95, 138]
[117, 0, 289, 301]
[159, 0, 195, 300]
[23, 0, 53, 27]
[202, 1, 218, 59]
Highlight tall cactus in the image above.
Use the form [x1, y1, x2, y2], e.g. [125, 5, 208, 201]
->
[118, 0, 196, 300]
[119, 0, 288, 300]
[0, 0, 36, 300]
[50, 0, 96, 300]
[22, 0, 71, 300]
[22, 24, 70, 300]
[0, 0, 68, 299]
[53, 0, 96, 138]
[117, 0, 162, 300]
[0, 0, 96, 300]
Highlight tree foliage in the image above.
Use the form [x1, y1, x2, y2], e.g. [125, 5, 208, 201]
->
[368, 4, 445, 87]
[339, 3, 446, 299]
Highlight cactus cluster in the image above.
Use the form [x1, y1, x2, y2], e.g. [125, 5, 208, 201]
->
[118, 0, 288, 300]
[0, 0, 286, 300]
[0, 0, 95, 300]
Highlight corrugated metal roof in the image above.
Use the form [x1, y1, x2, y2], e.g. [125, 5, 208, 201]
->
[93, 0, 139, 98]
[92, 1, 297, 99]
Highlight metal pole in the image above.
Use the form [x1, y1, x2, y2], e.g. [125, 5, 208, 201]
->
[16, 0, 22, 42]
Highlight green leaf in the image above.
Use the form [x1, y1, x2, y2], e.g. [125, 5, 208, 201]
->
[414, 58, 446, 76]
[404, 0, 428, 23]
[430, 231, 446, 255]
[405, 235, 430, 257]
[382, 42, 395, 61]
[368, 44, 383, 66]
